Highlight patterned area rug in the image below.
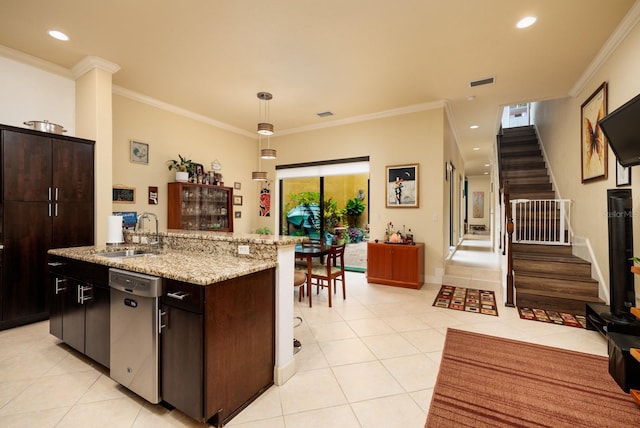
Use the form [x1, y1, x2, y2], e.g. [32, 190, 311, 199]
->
[433, 285, 498, 316]
[517, 307, 587, 328]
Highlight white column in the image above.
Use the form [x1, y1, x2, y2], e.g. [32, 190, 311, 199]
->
[72, 56, 120, 246]
[274, 244, 296, 385]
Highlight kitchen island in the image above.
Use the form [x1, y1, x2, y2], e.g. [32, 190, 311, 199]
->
[48, 230, 303, 426]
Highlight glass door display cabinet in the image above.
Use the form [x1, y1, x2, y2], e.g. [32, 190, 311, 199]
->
[168, 182, 233, 232]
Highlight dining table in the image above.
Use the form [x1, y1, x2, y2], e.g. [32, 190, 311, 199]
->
[294, 242, 330, 307]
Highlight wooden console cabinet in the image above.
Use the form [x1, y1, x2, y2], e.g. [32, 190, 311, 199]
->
[367, 242, 425, 289]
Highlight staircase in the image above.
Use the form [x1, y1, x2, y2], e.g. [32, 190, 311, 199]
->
[499, 126, 604, 315]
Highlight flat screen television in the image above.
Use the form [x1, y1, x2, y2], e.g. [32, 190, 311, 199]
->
[598, 92, 640, 167]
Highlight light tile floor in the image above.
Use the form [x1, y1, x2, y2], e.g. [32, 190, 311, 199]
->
[0, 237, 608, 427]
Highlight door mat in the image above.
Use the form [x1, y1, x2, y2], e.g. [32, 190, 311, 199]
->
[433, 285, 498, 316]
[517, 307, 587, 328]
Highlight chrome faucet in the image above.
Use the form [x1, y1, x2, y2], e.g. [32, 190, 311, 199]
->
[136, 212, 160, 251]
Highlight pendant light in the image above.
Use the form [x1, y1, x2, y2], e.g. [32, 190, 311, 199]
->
[252, 133, 268, 181]
[252, 91, 275, 180]
[257, 92, 276, 159]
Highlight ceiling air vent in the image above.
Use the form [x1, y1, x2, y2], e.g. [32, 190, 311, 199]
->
[469, 77, 495, 88]
[317, 111, 334, 118]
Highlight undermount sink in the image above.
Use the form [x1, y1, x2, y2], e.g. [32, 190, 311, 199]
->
[94, 249, 154, 258]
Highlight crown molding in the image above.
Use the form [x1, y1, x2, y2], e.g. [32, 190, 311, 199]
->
[0, 44, 72, 78]
[276, 100, 448, 137]
[570, 1, 640, 97]
[112, 85, 255, 138]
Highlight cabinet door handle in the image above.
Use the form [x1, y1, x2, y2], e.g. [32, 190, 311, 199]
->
[48, 262, 66, 267]
[167, 291, 188, 300]
[48, 187, 52, 201]
[48, 203, 52, 217]
[78, 285, 92, 304]
[55, 278, 67, 294]
[55, 187, 59, 201]
[54, 203, 58, 217]
[159, 309, 167, 333]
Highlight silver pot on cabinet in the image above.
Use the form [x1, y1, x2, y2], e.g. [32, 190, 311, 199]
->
[23, 120, 66, 134]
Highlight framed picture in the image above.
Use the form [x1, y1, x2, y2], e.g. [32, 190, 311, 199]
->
[385, 164, 419, 208]
[192, 163, 204, 176]
[112, 186, 135, 203]
[234, 182, 242, 190]
[130, 140, 149, 164]
[148, 186, 158, 204]
[616, 159, 631, 186]
[234, 211, 242, 219]
[581, 82, 608, 183]
[233, 195, 243, 206]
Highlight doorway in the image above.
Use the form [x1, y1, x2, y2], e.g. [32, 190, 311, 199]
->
[277, 157, 370, 271]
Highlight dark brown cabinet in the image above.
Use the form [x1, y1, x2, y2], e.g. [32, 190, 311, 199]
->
[1, 124, 94, 330]
[367, 242, 425, 289]
[161, 268, 275, 426]
[49, 256, 110, 367]
[167, 182, 233, 231]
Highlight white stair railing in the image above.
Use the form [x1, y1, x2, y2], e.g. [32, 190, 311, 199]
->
[510, 199, 572, 245]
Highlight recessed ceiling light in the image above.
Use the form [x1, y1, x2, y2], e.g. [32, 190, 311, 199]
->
[484, 163, 490, 167]
[48, 30, 69, 41]
[470, 125, 479, 129]
[473, 147, 480, 151]
[516, 16, 537, 29]
[483, 172, 489, 175]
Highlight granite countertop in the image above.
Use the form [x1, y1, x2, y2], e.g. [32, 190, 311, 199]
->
[161, 230, 304, 246]
[48, 246, 277, 286]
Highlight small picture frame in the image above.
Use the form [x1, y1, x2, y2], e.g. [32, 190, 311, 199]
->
[192, 163, 204, 177]
[234, 211, 242, 219]
[130, 140, 149, 164]
[616, 159, 631, 186]
[233, 195, 243, 206]
[112, 186, 136, 203]
[234, 182, 242, 190]
[148, 186, 158, 204]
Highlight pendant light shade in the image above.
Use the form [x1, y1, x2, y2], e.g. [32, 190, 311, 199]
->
[252, 171, 268, 181]
[260, 148, 277, 159]
[257, 122, 274, 136]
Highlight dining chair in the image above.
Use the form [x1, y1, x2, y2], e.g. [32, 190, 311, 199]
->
[308, 243, 346, 307]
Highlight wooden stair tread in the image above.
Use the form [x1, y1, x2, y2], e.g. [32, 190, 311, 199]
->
[631, 389, 640, 406]
[515, 288, 603, 302]
[514, 269, 598, 283]
[631, 307, 640, 318]
[512, 252, 590, 264]
[631, 348, 640, 364]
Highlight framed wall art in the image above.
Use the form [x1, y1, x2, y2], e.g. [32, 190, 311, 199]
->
[581, 82, 608, 183]
[130, 140, 149, 164]
[112, 186, 135, 203]
[233, 195, 243, 206]
[385, 163, 419, 208]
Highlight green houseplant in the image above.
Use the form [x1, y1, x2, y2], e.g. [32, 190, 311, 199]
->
[168, 155, 193, 182]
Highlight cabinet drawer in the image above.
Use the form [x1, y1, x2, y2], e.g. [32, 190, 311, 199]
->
[164, 279, 204, 313]
[48, 256, 109, 288]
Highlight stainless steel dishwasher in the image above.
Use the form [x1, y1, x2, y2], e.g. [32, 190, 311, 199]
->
[109, 268, 163, 404]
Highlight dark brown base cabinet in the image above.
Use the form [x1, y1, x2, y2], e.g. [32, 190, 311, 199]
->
[367, 242, 425, 289]
[49, 256, 110, 368]
[162, 268, 276, 426]
[1, 124, 94, 331]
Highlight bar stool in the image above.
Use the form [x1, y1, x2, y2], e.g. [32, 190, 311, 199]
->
[293, 271, 306, 353]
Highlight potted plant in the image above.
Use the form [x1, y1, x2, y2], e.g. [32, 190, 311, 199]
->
[168, 155, 193, 182]
[345, 197, 365, 228]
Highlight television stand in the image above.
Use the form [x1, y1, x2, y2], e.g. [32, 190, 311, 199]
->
[585, 303, 640, 336]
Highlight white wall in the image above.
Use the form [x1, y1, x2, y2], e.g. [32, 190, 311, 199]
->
[533, 19, 640, 301]
[0, 55, 75, 134]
